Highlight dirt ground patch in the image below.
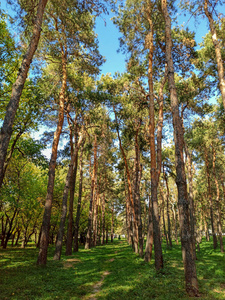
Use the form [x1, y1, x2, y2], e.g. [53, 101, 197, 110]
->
[88, 271, 110, 300]
[63, 258, 81, 268]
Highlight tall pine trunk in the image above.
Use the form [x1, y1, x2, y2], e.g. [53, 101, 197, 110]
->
[161, 0, 199, 295]
[212, 146, 224, 253]
[37, 49, 67, 265]
[85, 135, 97, 249]
[0, 0, 48, 189]
[204, 149, 217, 249]
[164, 170, 172, 248]
[65, 119, 79, 256]
[185, 146, 196, 260]
[144, 195, 154, 262]
[53, 133, 84, 260]
[74, 140, 85, 252]
[134, 123, 143, 257]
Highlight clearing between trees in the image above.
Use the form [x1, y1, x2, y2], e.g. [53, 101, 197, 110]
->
[0, 239, 225, 299]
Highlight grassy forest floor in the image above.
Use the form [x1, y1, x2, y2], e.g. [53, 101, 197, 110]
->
[0, 238, 225, 300]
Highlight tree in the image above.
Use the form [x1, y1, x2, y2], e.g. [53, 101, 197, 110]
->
[0, 0, 48, 189]
[161, 0, 199, 296]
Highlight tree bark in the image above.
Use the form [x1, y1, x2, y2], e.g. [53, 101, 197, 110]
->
[0, 0, 48, 189]
[65, 117, 78, 256]
[185, 146, 196, 260]
[204, 0, 225, 111]
[204, 148, 217, 249]
[161, 0, 199, 295]
[113, 107, 139, 253]
[134, 122, 143, 257]
[144, 194, 154, 262]
[85, 135, 97, 249]
[53, 132, 84, 260]
[73, 139, 85, 252]
[145, 3, 166, 270]
[111, 204, 114, 243]
[37, 47, 67, 265]
[212, 146, 224, 253]
[164, 170, 172, 248]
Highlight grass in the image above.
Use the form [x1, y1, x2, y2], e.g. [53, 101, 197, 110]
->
[0, 238, 225, 299]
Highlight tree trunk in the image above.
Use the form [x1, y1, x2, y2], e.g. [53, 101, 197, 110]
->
[101, 192, 106, 245]
[160, 186, 168, 246]
[74, 140, 85, 252]
[0, 0, 48, 189]
[212, 146, 224, 253]
[162, 0, 199, 295]
[144, 195, 154, 262]
[113, 107, 138, 253]
[204, 0, 225, 111]
[204, 149, 217, 249]
[37, 49, 67, 265]
[65, 122, 79, 256]
[185, 146, 196, 260]
[164, 171, 172, 248]
[93, 190, 98, 247]
[85, 135, 97, 250]
[146, 5, 164, 270]
[134, 124, 143, 257]
[53, 133, 84, 260]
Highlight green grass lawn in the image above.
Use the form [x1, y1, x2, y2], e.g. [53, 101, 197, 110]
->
[0, 238, 225, 299]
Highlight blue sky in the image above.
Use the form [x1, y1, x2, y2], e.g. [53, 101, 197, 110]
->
[1, 0, 225, 77]
[95, 2, 225, 76]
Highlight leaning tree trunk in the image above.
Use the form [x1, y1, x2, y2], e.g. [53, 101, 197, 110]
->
[161, 0, 199, 296]
[204, 0, 225, 111]
[74, 140, 85, 252]
[53, 133, 84, 260]
[0, 0, 48, 190]
[37, 49, 67, 265]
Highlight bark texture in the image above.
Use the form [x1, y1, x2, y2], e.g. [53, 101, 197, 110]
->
[161, 0, 199, 296]
[37, 48, 67, 265]
[85, 135, 98, 249]
[74, 139, 85, 252]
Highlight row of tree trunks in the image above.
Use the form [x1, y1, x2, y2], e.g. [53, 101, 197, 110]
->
[113, 106, 139, 253]
[53, 132, 85, 260]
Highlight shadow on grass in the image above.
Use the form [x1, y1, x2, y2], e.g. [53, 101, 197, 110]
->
[0, 238, 224, 299]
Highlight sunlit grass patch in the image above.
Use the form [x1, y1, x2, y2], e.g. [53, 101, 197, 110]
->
[0, 238, 225, 299]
